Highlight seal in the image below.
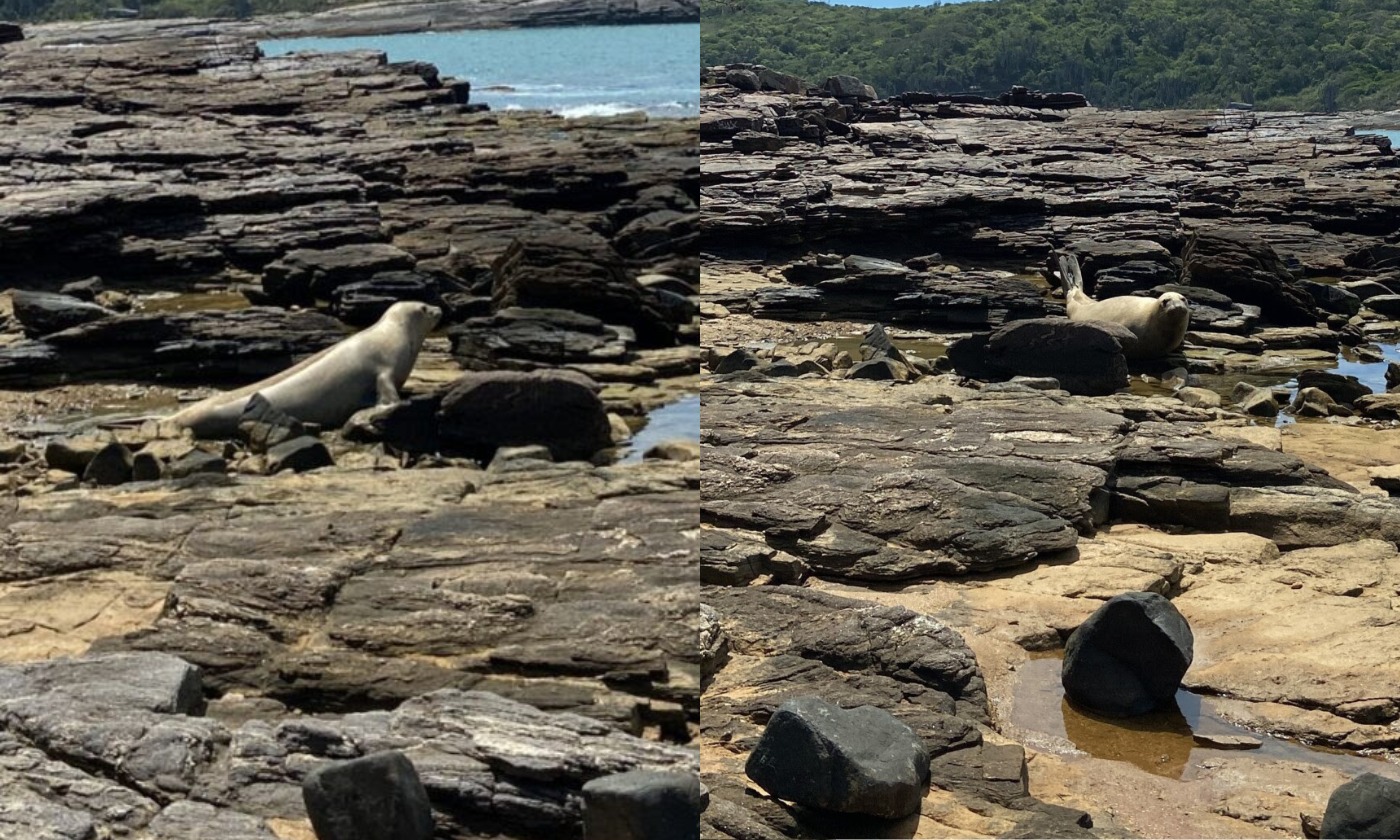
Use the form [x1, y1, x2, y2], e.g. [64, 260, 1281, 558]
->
[1058, 254, 1190, 359]
[166, 301, 442, 438]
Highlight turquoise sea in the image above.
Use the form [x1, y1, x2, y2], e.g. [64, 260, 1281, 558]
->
[262, 23, 699, 118]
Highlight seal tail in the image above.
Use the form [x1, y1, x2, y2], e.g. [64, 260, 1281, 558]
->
[1057, 253, 1086, 298]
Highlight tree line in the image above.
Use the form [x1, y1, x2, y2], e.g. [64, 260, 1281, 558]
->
[702, 0, 1400, 111]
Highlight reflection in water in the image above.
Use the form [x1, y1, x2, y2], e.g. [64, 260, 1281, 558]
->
[620, 395, 699, 464]
[1061, 695, 1195, 779]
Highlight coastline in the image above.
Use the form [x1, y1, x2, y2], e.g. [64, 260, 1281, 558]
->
[20, 0, 698, 44]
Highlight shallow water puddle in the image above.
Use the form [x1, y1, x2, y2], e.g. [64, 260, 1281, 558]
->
[620, 394, 698, 463]
[138, 290, 252, 313]
[1011, 654, 1400, 782]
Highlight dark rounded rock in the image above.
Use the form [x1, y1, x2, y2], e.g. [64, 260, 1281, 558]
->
[59, 277, 104, 301]
[168, 450, 227, 479]
[43, 437, 106, 474]
[266, 436, 334, 474]
[745, 695, 930, 819]
[1062, 592, 1194, 717]
[1365, 295, 1400, 319]
[437, 370, 611, 462]
[713, 349, 760, 374]
[12, 290, 115, 338]
[1297, 370, 1371, 405]
[302, 751, 434, 840]
[131, 451, 162, 482]
[1300, 280, 1362, 318]
[82, 442, 134, 486]
[948, 318, 1130, 396]
[582, 769, 703, 840]
[1320, 773, 1400, 838]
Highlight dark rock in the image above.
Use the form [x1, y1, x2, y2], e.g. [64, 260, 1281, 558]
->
[448, 307, 632, 371]
[1355, 394, 1400, 421]
[342, 395, 442, 454]
[0, 22, 23, 44]
[302, 751, 434, 840]
[1232, 382, 1280, 417]
[1297, 370, 1371, 404]
[1183, 228, 1319, 326]
[169, 449, 227, 479]
[329, 270, 456, 327]
[261, 243, 417, 306]
[132, 451, 163, 481]
[1388, 362, 1400, 391]
[12, 290, 115, 338]
[0, 308, 346, 388]
[1320, 772, 1400, 839]
[582, 770, 703, 840]
[1300, 280, 1362, 317]
[858, 322, 907, 364]
[725, 68, 761, 91]
[823, 75, 875, 100]
[437, 370, 611, 462]
[266, 436, 334, 474]
[238, 392, 308, 453]
[1364, 295, 1400, 319]
[43, 437, 106, 474]
[745, 695, 929, 819]
[82, 442, 134, 486]
[58, 277, 104, 301]
[847, 358, 910, 381]
[948, 318, 1130, 396]
[1062, 592, 1194, 717]
[491, 231, 677, 348]
[713, 349, 761, 374]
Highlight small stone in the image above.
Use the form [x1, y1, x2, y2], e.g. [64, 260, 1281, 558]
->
[1191, 733, 1261, 750]
[266, 437, 334, 474]
[1177, 386, 1222, 409]
[488, 445, 553, 470]
[168, 450, 227, 479]
[131, 451, 163, 482]
[713, 348, 760, 374]
[643, 441, 700, 461]
[608, 413, 633, 443]
[82, 442, 134, 486]
[582, 769, 703, 840]
[302, 751, 434, 840]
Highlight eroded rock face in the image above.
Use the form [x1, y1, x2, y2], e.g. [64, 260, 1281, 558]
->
[1061, 592, 1194, 717]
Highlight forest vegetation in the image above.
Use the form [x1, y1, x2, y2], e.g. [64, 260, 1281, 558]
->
[702, 0, 1400, 111]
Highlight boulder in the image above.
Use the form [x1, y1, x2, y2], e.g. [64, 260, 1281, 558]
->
[1299, 280, 1362, 317]
[302, 751, 434, 840]
[168, 450, 227, 479]
[1297, 370, 1371, 404]
[1183, 228, 1319, 326]
[1320, 773, 1400, 839]
[1290, 386, 1337, 417]
[582, 770, 703, 840]
[1366, 295, 1400, 319]
[824, 75, 874, 100]
[948, 318, 1130, 396]
[1062, 591, 1194, 717]
[0, 22, 23, 44]
[491, 231, 677, 347]
[437, 370, 612, 462]
[745, 695, 930, 819]
[329, 270, 454, 327]
[11, 290, 115, 337]
[43, 436, 107, 474]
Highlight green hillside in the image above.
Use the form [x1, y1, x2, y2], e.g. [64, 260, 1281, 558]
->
[702, 0, 1400, 110]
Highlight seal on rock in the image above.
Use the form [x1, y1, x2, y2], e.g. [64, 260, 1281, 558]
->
[167, 301, 442, 438]
[1058, 254, 1190, 359]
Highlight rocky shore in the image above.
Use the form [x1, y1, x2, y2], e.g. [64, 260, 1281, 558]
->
[18, 0, 697, 43]
[700, 64, 1400, 839]
[0, 22, 698, 838]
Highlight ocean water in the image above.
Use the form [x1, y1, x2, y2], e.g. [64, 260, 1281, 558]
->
[262, 24, 698, 118]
